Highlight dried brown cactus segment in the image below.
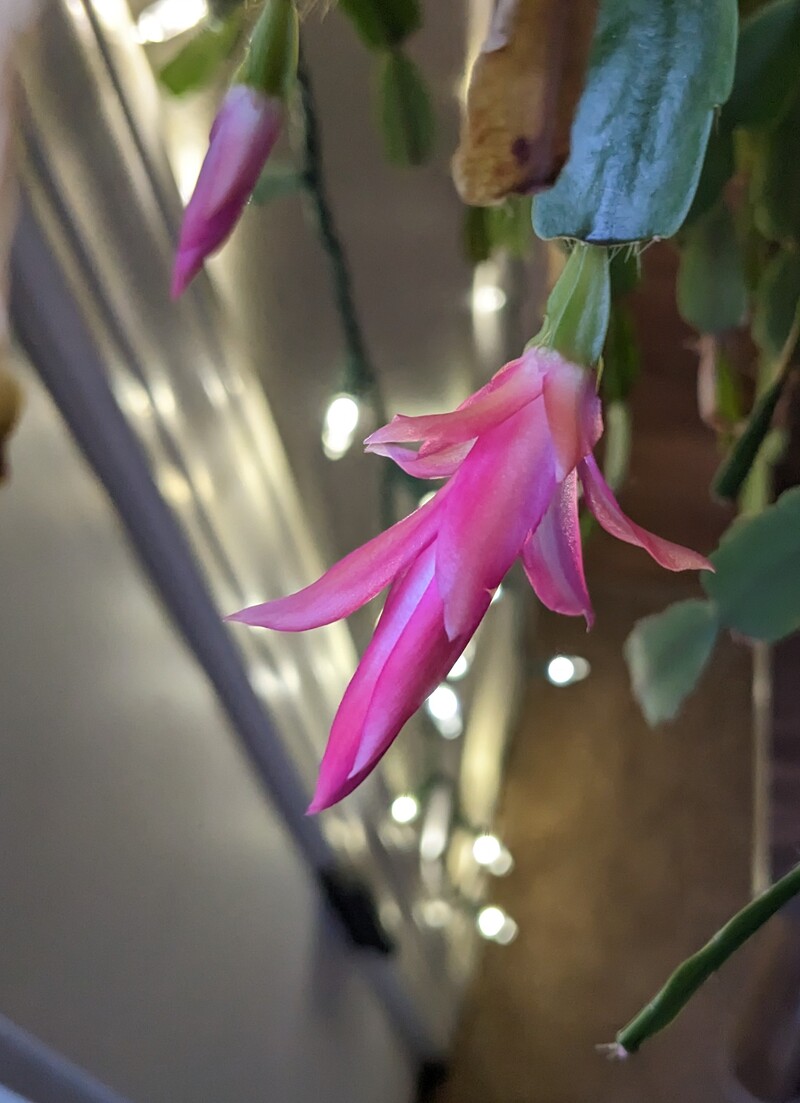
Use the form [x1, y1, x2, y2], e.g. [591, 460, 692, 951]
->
[0, 367, 22, 482]
[453, 0, 598, 207]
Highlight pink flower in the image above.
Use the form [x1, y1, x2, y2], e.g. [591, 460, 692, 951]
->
[171, 85, 281, 298]
[229, 349, 711, 812]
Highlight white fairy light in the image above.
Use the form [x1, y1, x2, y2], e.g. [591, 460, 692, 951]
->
[477, 905, 506, 938]
[135, 0, 208, 43]
[472, 833, 514, 876]
[426, 684, 459, 722]
[390, 794, 420, 825]
[425, 684, 463, 738]
[472, 833, 503, 867]
[546, 655, 576, 685]
[477, 905, 518, 944]
[322, 393, 361, 460]
[447, 653, 470, 681]
[545, 654, 591, 687]
[472, 284, 507, 315]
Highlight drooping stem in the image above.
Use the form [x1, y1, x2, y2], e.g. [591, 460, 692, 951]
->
[606, 862, 800, 1057]
[713, 298, 800, 505]
[295, 42, 383, 415]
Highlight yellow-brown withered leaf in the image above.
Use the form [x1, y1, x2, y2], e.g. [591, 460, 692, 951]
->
[0, 367, 23, 482]
[453, 0, 598, 206]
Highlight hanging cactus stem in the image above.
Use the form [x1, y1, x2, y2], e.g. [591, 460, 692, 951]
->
[606, 862, 800, 1057]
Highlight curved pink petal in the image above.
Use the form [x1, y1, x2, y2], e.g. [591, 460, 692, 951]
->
[542, 355, 603, 480]
[521, 471, 594, 627]
[308, 548, 436, 812]
[172, 86, 282, 297]
[367, 439, 473, 479]
[436, 397, 557, 639]
[227, 489, 446, 631]
[347, 579, 491, 787]
[364, 352, 544, 451]
[579, 455, 713, 572]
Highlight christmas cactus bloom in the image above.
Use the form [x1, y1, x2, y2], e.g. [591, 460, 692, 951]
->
[171, 86, 282, 297]
[229, 348, 711, 811]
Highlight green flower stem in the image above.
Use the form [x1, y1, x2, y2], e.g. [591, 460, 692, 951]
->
[608, 861, 800, 1057]
[296, 43, 382, 412]
[714, 299, 800, 505]
[238, 0, 298, 98]
[531, 244, 611, 367]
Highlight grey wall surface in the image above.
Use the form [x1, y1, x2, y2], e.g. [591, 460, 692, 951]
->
[0, 356, 414, 1103]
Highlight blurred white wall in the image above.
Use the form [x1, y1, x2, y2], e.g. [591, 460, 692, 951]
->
[0, 354, 415, 1103]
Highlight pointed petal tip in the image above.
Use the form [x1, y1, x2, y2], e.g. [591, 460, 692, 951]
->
[306, 780, 334, 815]
[223, 606, 276, 628]
[579, 455, 714, 576]
[661, 549, 715, 574]
[442, 601, 469, 641]
[307, 773, 353, 814]
[170, 256, 197, 300]
[170, 274, 188, 301]
[363, 416, 413, 448]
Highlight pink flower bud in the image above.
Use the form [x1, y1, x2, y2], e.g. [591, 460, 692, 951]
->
[171, 85, 282, 297]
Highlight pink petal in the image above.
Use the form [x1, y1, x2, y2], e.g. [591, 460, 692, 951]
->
[436, 397, 557, 639]
[521, 471, 594, 627]
[579, 455, 714, 572]
[308, 548, 436, 812]
[172, 86, 281, 298]
[364, 351, 544, 451]
[542, 355, 603, 480]
[366, 440, 473, 479]
[227, 489, 445, 631]
[348, 578, 491, 788]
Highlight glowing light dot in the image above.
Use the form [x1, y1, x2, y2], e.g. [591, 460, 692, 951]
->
[322, 394, 360, 460]
[477, 905, 506, 939]
[426, 685, 460, 723]
[390, 794, 420, 825]
[545, 654, 591, 687]
[472, 833, 503, 867]
[546, 655, 577, 686]
[472, 285, 507, 315]
[477, 905, 518, 943]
